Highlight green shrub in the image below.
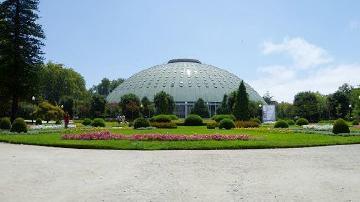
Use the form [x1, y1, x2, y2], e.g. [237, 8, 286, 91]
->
[287, 120, 295, 125]
[167, 115, 178, 120]
[274, 120, 289, 128]
[150, 114, 171, 123]
[150, 122, 177, 129]
[134, 118, 150, 129]
[35, 118, 42, 125]
[206, 121, 218, 129]
[10, 118, 27, 133]
[55, 120, 61, 125]
[219, 118, 235, 130]
[333, 119, 350, 134]
[184, 114, 203, 126]
[352, 120, 359, 126]
[82, 118, 92, 126]
[296, 118, 309, 126]
[211, 114, 236, 122]
[91, 118, 106, 127]
[250, 118, 261, 125]
[235, 121, 260, 128]
[0, 117, 11, 130]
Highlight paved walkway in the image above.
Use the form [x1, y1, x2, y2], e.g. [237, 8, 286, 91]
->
[0, 143, 360, 202]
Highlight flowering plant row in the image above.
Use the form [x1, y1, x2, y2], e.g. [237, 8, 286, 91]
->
[62, 131, 250, 141]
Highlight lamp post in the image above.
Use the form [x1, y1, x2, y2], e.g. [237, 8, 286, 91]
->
[31, 96, 36, 124]
[184, 101, 188, 118]
[349, 104, 352, 119]
[259, 104, 263, 122]
[140, 104, 144, 117]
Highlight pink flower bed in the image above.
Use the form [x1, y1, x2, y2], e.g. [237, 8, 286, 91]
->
[62, 131, 250, 141]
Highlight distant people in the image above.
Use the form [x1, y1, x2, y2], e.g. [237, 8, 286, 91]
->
[64, 112, 70, 128]
[116, 115, 121, 125]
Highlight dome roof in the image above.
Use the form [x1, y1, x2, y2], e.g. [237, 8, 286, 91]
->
[107, 59, 265, 103]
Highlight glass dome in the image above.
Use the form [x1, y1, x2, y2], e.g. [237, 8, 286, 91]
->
[107, 59, 264, 103]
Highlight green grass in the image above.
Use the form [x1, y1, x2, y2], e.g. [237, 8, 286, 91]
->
[1, 126, 360, 150]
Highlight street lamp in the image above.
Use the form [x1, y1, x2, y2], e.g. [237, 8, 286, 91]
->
[258, 104, 263, 122]
[349, 104, 352, 119]
[31, 96, 36, 124]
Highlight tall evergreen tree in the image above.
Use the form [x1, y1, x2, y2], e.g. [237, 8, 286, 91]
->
[0, 0, 45, 120]
[154, 91, 175, 114]
[191, 98, 209, 118]
[233, 81, 250, 120]
[216, 94, 231, 114]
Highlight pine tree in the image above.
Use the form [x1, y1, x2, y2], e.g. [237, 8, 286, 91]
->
[0, 0, 45, 120]
[233, 81, 250, 120]
[191, 98, 209, 118]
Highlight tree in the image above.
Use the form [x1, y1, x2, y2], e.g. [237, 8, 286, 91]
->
[191, 98, 209, 118]
[263, 91, 277, 105]
[59, 96, 74, 118]
[327, 91, 350, 119]
[39, 62, 87, 104]
[293, 92, 320, 122]
[90, 94, 106, 118]
[276, 102, 295, 120]
[233, 81, 250, 120]
[90, 78, 125, 96]
[216, 94, 231, 114]
[141, 96, 154, 118]
[154, 91, 175, 114]
[0, 0, 45, 120]
[35, 101, 64, 123]
[120, 93, 140, 120]
[248, 101, 262, 118]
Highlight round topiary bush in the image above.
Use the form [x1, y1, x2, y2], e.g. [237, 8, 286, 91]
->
[296, 118, 309, 126]
[352, 120, 359, 126]
[206, 121, 218, 129]
[35, 118, 42, 125]
[134, 117, 150, 129]
[287, 120, 295, 125]
[0, 117, 11, 130]
[184, 114, 203, 126]
[274, 120, 289, 128]
[150, 115, 171, 123]
[91, 118, 106, 127]
[211, 114, 236, 122]
[82, 118, 92, 126]
[250, 118, 261, 125]
[219, 118, 235, 130]
[333, 119, 350, 134]
[10, 118, 27, 133]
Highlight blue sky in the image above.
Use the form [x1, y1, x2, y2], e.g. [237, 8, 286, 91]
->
[39, 0, 360, 102]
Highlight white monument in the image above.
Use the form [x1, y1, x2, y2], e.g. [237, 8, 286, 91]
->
[262, 105, 276, 123]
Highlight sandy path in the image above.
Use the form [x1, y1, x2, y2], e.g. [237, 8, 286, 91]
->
[0, 143, 360, 202]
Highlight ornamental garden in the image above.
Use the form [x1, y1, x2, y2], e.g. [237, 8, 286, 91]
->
[1, 0, 360, 150]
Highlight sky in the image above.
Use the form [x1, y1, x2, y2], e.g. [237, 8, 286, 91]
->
[38, 0, 360, 102]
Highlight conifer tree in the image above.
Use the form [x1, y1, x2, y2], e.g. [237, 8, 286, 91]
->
[233, 81, 250, 120]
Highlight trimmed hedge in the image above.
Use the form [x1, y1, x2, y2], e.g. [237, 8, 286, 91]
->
[296, 118, 309, 126]
[184, 114, 203, 126]
[134, 118, 150, 129]
[150, 115, 171, 123]
[0, 117, 11, 130]
[206, 121, 218, 129]
[150, 122, 177, 129]
[287, 120, 295, 125]
[333, 119, 350, 134]
[211, 114, 236, 122]
[235, 121, 260, 128]
[219, 118, 235, 130]
[10, 118, 27, 133]
[82, 118, 92, 126]
[91, 118, 106, 127]
[250, 118, 261, 125]
[274, 120, 289, 128]
[35, 118, 42, 125]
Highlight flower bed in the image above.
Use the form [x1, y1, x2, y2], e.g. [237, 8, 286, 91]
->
[302, 124, 333, 131]
[62, 131, 250, 141]
[30, 124, 76, 130]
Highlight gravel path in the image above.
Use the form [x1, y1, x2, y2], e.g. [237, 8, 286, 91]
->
[0, 143, 360, 202]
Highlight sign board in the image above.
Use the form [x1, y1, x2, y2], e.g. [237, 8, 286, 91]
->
[262, 105, 276, 123]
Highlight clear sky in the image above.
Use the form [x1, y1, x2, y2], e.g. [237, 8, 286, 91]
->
[38, 0, 360, 102]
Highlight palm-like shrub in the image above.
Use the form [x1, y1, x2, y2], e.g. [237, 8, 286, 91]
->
[184, 114, 203, 126]
[274, 120, 289, 128]
[296, 118, 309, 126]
[0, 117, 11, 130]
[10, 118, 27, 133]
[219, 118, 235, 130]
[333, 119, 350, 134]
[134, 118, 150, 129]
[91, 118, 106, 127]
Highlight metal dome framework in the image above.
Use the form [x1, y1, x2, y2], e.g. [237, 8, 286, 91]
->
[107, 59, 265, 118]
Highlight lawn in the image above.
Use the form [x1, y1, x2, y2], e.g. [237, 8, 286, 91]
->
[1, 126, 360, 150]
